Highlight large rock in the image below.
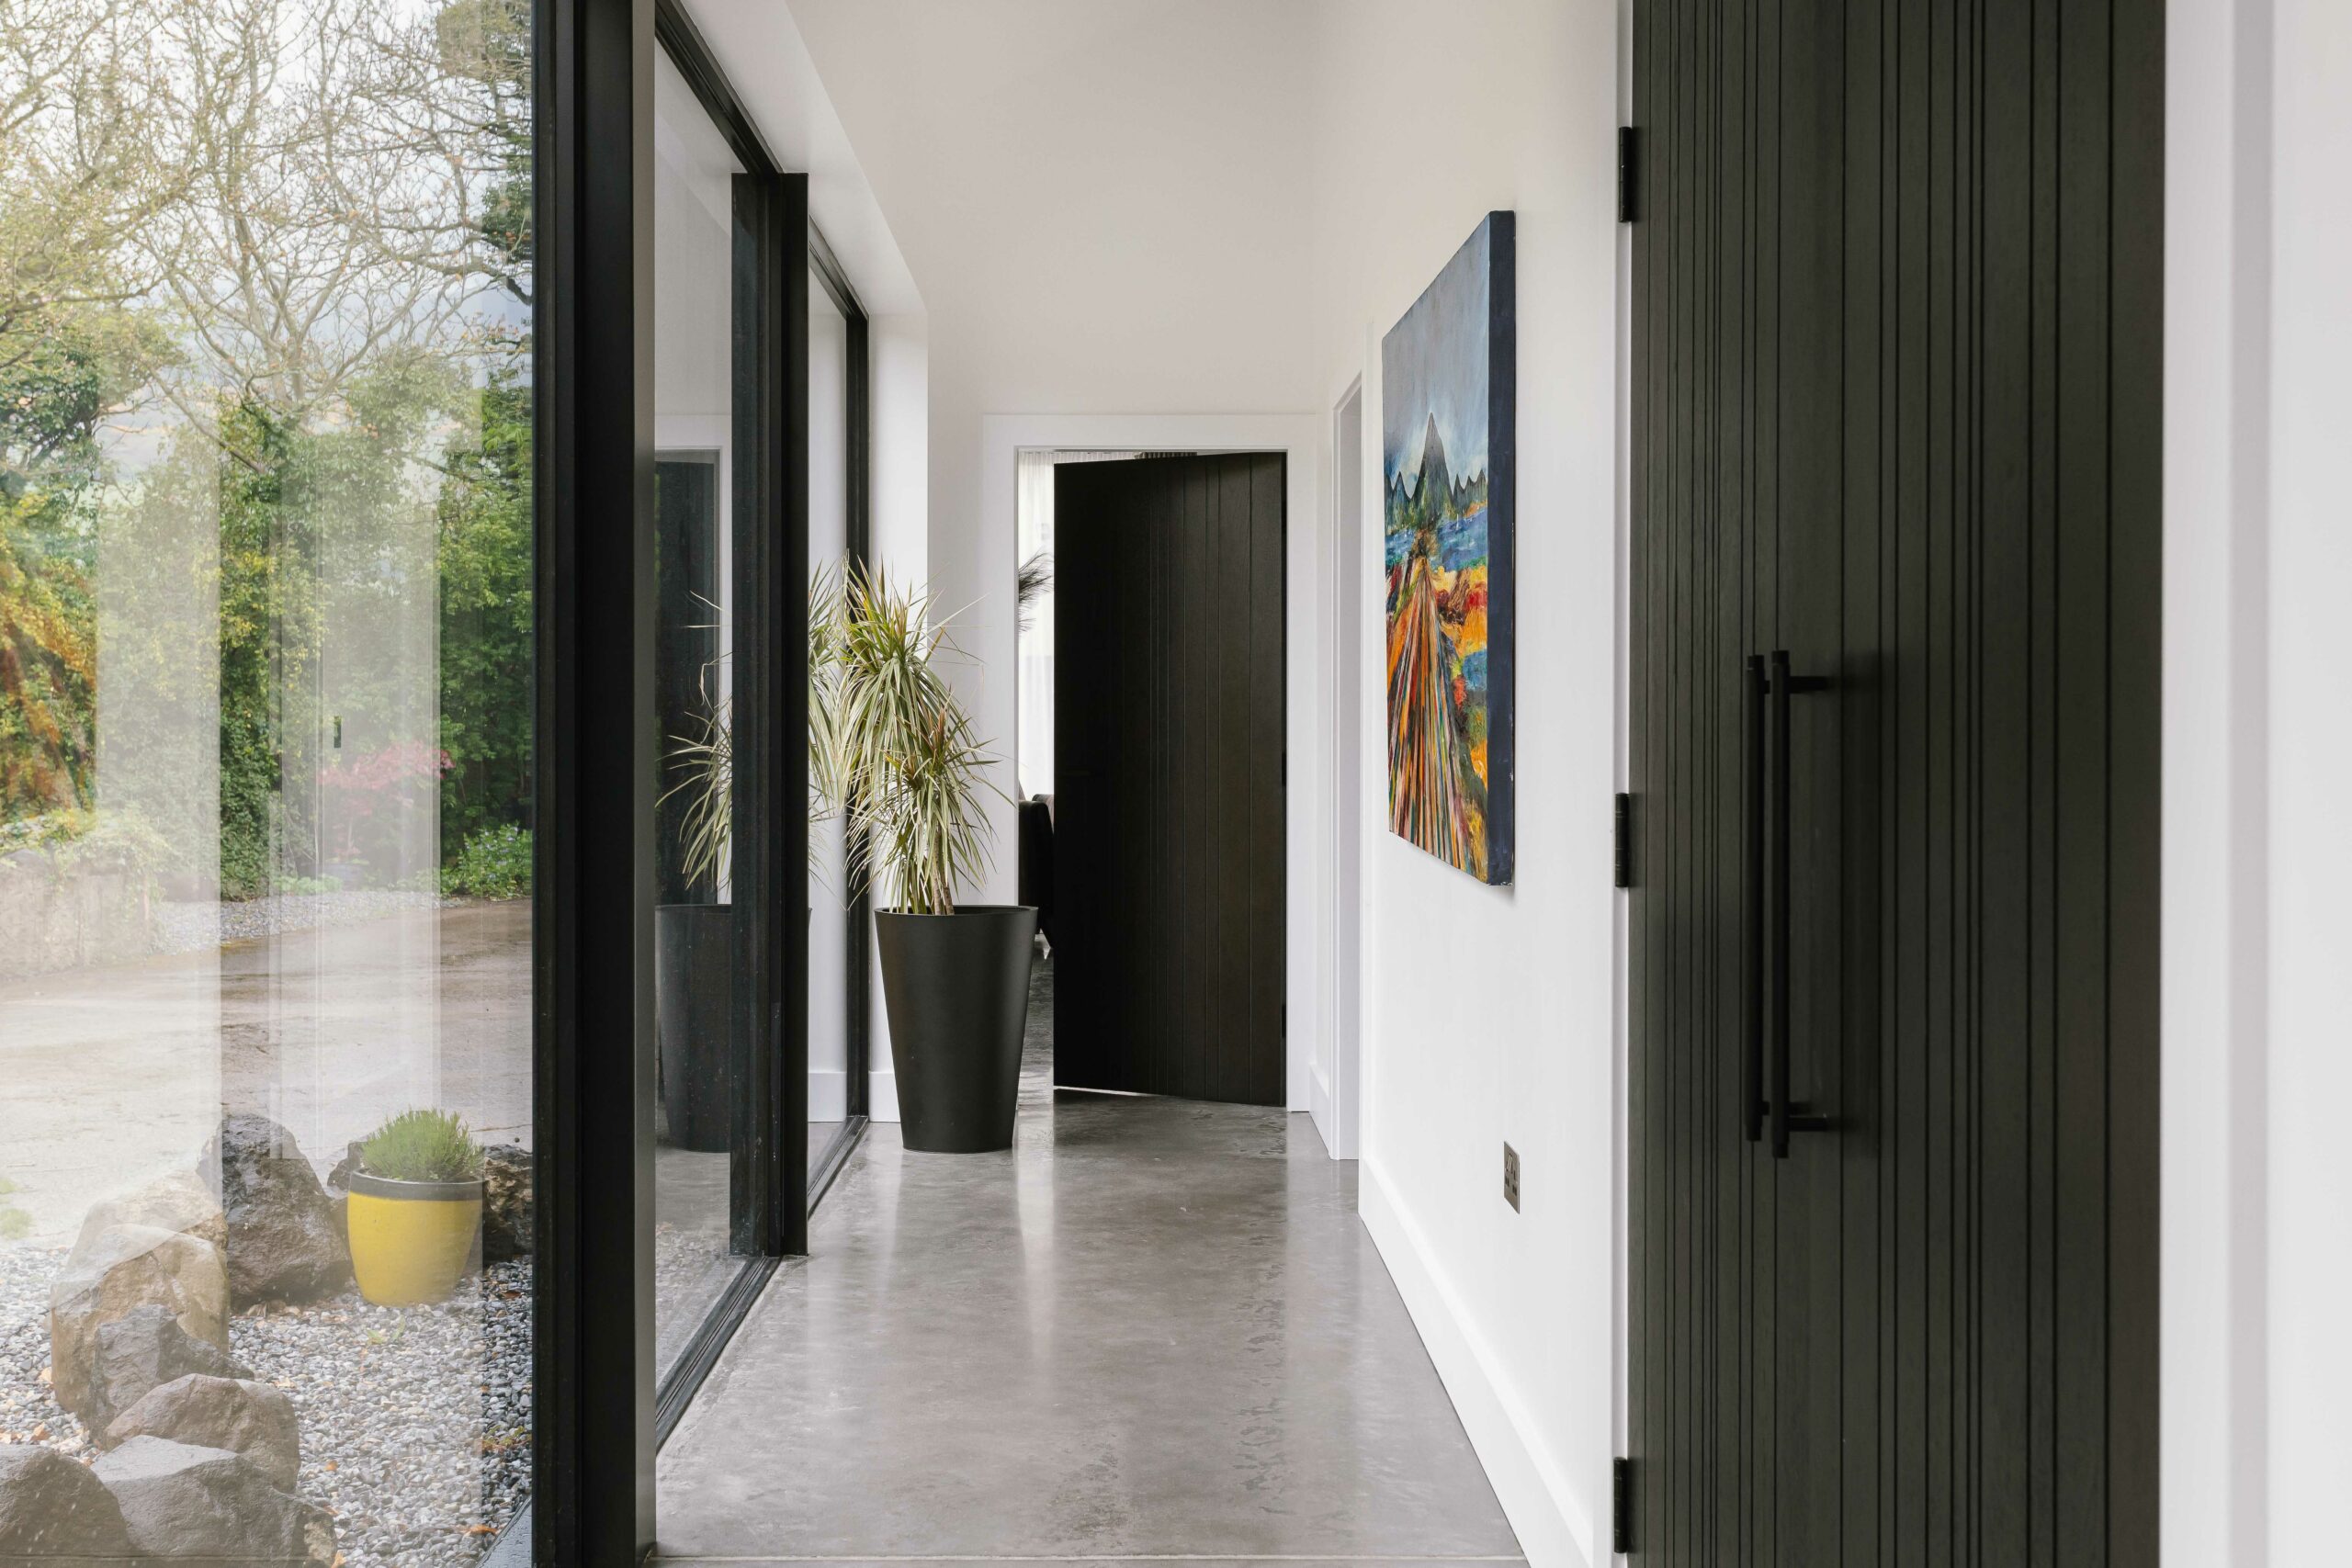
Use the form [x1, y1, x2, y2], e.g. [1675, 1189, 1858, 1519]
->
[481, 1144, 533, 1262]
[88, 1304, 252, 1436]
[199, 1114, 351, 1306]
[92, 1438, 334, 1568]
[0, 1446, 136, 1564]
[77, 1168, 228, 1254]
[106, 1374, 299, 1489]
[48, 1221, 231, 1425]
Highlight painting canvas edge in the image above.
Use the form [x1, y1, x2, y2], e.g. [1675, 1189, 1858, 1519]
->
[1484, 210, 1516, 886]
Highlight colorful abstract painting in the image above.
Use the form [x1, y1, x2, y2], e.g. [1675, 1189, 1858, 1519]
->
[1383, 212, 1514, 885]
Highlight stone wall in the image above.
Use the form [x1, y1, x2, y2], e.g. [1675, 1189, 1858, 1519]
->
[0, 851, 151, 978]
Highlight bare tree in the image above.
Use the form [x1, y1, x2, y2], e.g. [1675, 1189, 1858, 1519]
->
[0, 0, 183, 380]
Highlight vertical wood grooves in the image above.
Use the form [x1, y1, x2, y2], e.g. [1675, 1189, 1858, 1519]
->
[1631, 0, 2158, 1561]
[1053, 454, 1284, 1108]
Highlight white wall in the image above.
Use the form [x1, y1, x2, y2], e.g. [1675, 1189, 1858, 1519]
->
[2165, 2, 2352, 1562]
[784, 0, 1321, 906]
[1306, 5, 1621, 1565]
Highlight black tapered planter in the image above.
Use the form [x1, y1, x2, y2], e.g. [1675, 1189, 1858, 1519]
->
[876, 905, 1039, 1153]
[655, 903, 732, 1152]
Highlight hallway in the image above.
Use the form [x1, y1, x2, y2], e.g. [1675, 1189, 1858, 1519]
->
[653, 961, 1521, 1564]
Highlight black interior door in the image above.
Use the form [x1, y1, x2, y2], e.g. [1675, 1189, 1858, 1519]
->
[1628, 0, 2162, 1561]
[1053, 453, 1286, 1106]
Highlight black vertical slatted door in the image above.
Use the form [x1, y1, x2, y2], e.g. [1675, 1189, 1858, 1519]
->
[1628, 0, 2160, 1562]
[1054, 454, 1286, 1107]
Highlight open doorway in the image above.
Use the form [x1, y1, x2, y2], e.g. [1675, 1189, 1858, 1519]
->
[1012, 449, 1289, 1106]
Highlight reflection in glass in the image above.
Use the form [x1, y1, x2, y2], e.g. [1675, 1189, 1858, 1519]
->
[808, 270, 852, 1175]
[650, 46, 742, 1379]
[0, 1, 534, 1562]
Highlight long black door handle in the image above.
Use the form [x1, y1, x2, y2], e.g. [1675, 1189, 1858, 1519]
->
[1769, 649, 1832, 1159]
[1743, 656, 1765, 1143]
[1770, 650, 1793, 1157]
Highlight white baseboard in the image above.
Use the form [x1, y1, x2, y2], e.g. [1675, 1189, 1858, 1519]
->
[866, 1069, 899, 1122]
[1358, 1159, 1592, 1568]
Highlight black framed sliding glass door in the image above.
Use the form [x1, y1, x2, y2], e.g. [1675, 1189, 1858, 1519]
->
[642, 6, 808, 1440]
[637, 0, 874, 1447]
[807, 233, 872, 1195]
[532, 0, 869, 1557]
[650, 40, 748, 1387]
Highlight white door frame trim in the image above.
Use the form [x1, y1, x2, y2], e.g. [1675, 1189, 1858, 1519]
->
[979, 412, 1327, 1119]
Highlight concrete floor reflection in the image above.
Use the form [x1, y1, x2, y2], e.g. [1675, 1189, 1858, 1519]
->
[655, 958, 1521, 1562]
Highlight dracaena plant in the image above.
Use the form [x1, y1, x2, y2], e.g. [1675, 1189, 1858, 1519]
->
[817, 562, 1001, 916]
[661, 604, 733, 895]
[665, 576, 848, 894]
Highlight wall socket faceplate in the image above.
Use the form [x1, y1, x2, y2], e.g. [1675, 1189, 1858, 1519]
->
[1503, 1143, 1521, 1212]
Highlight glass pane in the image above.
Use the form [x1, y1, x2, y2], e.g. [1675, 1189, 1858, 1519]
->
[0, 2, 535, 1563]
[1016, 455, 1057, 801]
[650, 45, 743, 1378]
[808, 270, 851, 1175]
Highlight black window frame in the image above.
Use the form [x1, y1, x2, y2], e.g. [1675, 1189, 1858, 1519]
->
[531, 0, 874, 1559]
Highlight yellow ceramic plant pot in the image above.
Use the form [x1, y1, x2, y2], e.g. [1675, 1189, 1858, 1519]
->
[346, 1172, 484, 1306]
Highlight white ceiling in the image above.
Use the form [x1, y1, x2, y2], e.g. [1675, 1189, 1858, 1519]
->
[781, 0, 1321, 415]
[681, 0, 927, 317]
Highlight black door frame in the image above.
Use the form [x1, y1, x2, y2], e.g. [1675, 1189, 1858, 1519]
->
[533, 0, 872, 1557]
[534, 0, 652, 1554]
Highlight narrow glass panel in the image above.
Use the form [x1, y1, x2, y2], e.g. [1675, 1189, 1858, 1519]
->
[0, 2, 535, 1562]
[808, 271, 851, 1174]
[650, 45, 743, 1377]
[1016, 455, 1058, 801]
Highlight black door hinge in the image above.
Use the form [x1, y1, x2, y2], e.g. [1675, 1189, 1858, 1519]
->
[1612, 1457, 1632, 1553]
[1617, 127, 1638, 222]
[1613, 793, 1633, 888]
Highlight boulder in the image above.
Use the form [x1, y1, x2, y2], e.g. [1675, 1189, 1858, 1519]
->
[88, 1304, 252, 1436]
[48, 1221, 231, 1424]
[106, 1374, 300, 1490]
[77, 1168, 228, 1254]
[93, 1438, 334, 1568]
[199, 1114, 352, 1306]
[0, 1446, 136, 1565]
[481, 1144, 533, 1262]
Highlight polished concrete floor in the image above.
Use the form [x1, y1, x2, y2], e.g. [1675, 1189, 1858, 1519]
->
[654, 958, 1520, 1565]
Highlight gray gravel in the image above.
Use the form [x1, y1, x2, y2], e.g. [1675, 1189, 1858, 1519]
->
[2, 1240, 531, 1568]
[150, 892, 465, 957]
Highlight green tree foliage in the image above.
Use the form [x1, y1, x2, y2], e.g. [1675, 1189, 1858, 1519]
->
[0, 299, 168, 820]
[210, 403, 306, 895]
[0, 0, 177, 821]
[437, 370, 533, 860]
[0, 0, 538, 893]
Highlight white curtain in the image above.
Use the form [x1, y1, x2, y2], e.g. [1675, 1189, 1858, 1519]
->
[1014, 450, 1137, 802]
